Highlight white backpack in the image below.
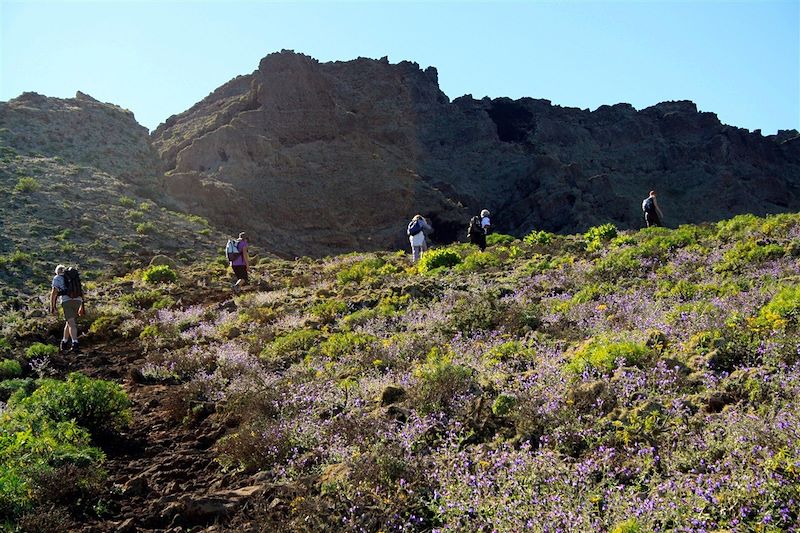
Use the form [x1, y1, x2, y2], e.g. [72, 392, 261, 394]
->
[225, 239, 241, 261]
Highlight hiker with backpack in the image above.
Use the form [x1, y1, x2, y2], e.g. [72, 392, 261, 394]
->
[408, 215, 427, 262]
[50, 264, 84, 352]
[420, 216, 434, 253]
[642, 190, 663, 227]
[468, 214, 487, 251]
[226, 232, 249, 293]
[480, 209, 492, 234]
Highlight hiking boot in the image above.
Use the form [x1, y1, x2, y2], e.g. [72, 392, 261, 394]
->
[71, 341, 80, 353]
[60, 340, 69, 352]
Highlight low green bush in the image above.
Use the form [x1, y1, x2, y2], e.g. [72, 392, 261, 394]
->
[457, 251, 501, 272]
[337, 257, 386, 284]
[135, 222, 155, 235]
[486, 233, 516, 246]
[142, 264, 177, 284]
[11, 372, 132, 436]
[0, 378, 34, 402]
[309, 299, 348, 324]
[24, 342, 58, 360]
[412, 347, 475, 415]
[315, 331, 378, 361]
[584, 223, 618, 252]
[13, 176, 40, 193]
[523, 229, 554, 246]
[567, 335, 650, 374]
[118, 195, 136, 207]
[418, 248, 462, 273]
[0, 359, 22, 379]
[120, 289, 163, 310]
[261, 329, 323, 368]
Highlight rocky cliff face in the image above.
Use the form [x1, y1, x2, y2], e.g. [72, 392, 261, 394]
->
[3, 53, 799, 259]
[0, 91, 161, 189]
[151, 51, 800, 256]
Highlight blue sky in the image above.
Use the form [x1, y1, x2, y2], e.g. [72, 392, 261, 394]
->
[1, 1, 798, 134]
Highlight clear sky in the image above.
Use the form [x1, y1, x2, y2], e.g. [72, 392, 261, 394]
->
[1, 0, 798, 134]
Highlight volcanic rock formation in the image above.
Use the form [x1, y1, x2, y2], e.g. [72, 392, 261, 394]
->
[3, 52, 800, 258]
[152, 51, 800, 256]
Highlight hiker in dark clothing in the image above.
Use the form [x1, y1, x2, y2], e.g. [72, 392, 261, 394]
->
[230, 232, 249, 293]
[642, 190, 663, 228]
[467, 215, 487, 251]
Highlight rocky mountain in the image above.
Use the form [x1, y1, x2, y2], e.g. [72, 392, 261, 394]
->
[0, 93, 223, 302]
[152, 51, 800, 256]
[2, 52, 800, 260]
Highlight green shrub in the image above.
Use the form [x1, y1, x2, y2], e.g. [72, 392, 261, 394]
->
[482, 340, 533, 366]
[13, 176, 40, 193]
[584, 223, 618, 252]
[88, 312, 125, 337]
[713, 238, 784, 274]
[120, 289, 163, 309]
[486, 233, 516, 246]
[337, 257, 386, 284]
[315, 331, 377, 361]
[591, 248, 642, 281]
[261, 329, 323, 368]
[118, 195, 136, 207]
[24, 342, 58, 360]
[456, 251, 501, 272]
[523, 229, 554, 246]
[418, 248, 462, 273]
[753, 284, 800, 331]
[135, 222, 155, 235]
[444, 291, 503, 336]
[0, 378, 34, 402]
[610, 518, 644, 533]
[142, 264, 177, 284]
[309, 299, 348, 324]
[0, 359, 22, 379]
[567, 335, 650, 374]
[12, 372, 132, 436]
[412, 347, 475, 415]
[491, 393, 517, 416]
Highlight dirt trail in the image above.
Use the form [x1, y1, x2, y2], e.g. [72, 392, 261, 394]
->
[51, 326, 252, 531]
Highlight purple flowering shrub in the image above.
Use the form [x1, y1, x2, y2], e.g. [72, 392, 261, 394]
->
[115, 213, 800, 530]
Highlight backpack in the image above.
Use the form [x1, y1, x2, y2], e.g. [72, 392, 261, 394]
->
[642, 197, 655, 213]
[60, 267, 83, 298]
[407, 219, 423, 236]
[225, 239, 241, 261]
[467, 216, 483, 237]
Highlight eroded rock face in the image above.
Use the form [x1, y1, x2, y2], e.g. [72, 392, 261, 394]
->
[151, 51, 800, 256]
[0, 91, 161, 188]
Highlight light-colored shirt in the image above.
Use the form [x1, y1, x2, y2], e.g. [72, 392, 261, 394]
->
[410, 231, 425, 247]
[52, 274, 82, 304]
[481, 216, 491, 229]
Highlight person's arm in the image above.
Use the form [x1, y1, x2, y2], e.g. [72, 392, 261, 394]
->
[243, 243, 250, 266]
[50, 287, 58, 315]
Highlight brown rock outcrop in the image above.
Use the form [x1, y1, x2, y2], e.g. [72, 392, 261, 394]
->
[152, 51, 800, 256]
[0, 91, 161, 189]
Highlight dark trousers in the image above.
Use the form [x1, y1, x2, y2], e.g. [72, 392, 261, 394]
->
[645, 212, 661, 228]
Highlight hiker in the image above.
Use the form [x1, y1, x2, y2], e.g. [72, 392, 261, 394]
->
[420, 216, 434, 253]
[468, 214, 487, 251]
[228, 231, 249, 292]
[408, 215, 426, 262]
[642, 190, 663, 228]
[50, 264, 84, 352]
[480, 209, 492, 234]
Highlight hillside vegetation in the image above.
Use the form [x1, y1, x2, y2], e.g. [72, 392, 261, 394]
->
[2, 213, 800, 531]
[0, 147, 223, 305]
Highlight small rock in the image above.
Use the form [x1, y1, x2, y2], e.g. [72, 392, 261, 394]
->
[117, 517, 137, 533]
[122, 475, 149, 497]
[380, 385, 406, 406]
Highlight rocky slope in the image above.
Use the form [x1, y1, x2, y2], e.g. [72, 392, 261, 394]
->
[152, 50, 800, 256]
[0, 93, 224, 303]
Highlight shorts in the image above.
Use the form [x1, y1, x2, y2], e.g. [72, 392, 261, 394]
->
[62, 300, 81, 320]
[232, 265, 249, 282]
